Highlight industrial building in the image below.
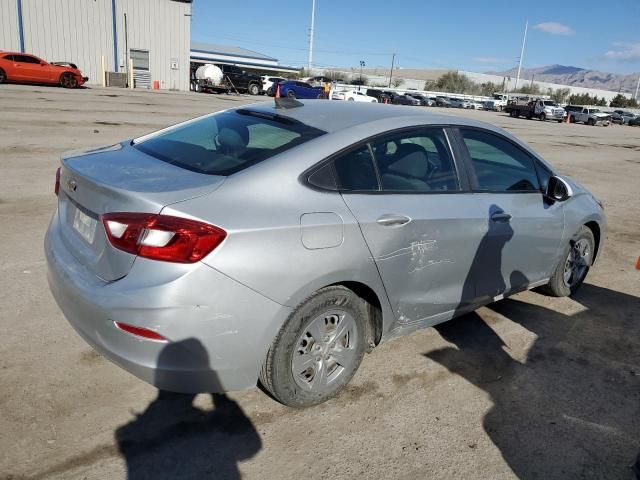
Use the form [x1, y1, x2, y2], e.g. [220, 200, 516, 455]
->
[190, 42, 299, 75]
[0, 0, 191, 91]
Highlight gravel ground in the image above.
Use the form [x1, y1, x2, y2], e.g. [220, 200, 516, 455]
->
[1, 84, 639, 480]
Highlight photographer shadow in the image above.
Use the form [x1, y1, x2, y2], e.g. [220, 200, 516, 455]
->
[115, 338, 261, 480]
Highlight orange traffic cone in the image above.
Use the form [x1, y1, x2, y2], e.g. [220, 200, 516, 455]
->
[636, 256, 640, 270]
[565, 113, 570, 124]
[275, 84, 281, 98]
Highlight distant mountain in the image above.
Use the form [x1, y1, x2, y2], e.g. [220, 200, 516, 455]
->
[486, 64, 638, 94]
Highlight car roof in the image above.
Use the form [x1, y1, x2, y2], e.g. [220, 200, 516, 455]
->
[242, 100, 501, 134]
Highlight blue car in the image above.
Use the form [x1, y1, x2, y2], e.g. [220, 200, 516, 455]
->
[277, 80, 324, 99]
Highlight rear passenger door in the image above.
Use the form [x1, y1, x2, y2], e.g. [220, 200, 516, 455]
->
[456, 128, 564, 300]
[336, 127, 486, 332]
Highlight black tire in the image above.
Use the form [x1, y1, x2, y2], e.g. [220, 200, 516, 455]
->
[60, 73, 78, 89]
[541, 226, 595, 297]
[570, 115, 575, 123]
[540, 113, 546, 121]
[0, 68, 6, 84]
[286, 90, 296, 98]
[348, 97, 355, 101]
[588, 118, 595, 126]
[248, 83, 260, 95]
[260, 286, 368, 408]
[557, 119, 563, 123]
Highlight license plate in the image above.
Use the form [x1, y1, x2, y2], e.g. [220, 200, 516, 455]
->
[72, 208, 97, 244]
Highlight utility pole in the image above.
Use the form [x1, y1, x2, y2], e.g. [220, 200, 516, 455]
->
[307, 0, 316, 73]
[515, 20, 528, 90]
[388, 53, 395, 88]
[359, 60, 365, 91]
[635, 74, 640, 100]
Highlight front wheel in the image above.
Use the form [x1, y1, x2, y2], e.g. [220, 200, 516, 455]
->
[260, 286, 368, 407]
[540, 113, 546, 121]
[541, 226, 595, 297]
[588, 118, 595, 126]
[0, 68, 6, 84]
[60, 73, 78, 88]
[248, 83, 260, 95]
[348, 97, 355, 101]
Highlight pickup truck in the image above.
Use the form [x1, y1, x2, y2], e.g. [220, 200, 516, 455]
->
[565, 106, 611, 126]
[195, 64, 263, 95]
[505, 98, 567, 122]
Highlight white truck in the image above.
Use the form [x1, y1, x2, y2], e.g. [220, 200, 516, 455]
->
[571, 107, 611, 126]
[506, 97, 567, 122]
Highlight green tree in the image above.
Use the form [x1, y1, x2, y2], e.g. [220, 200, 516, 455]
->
[610, 94, 629, 108]
[550, 88, 570, 104]
[423, 71, 476, 94]
[391, 77, 405, 88]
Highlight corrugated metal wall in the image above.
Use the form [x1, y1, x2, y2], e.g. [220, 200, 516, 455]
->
[116, 0, 190, 91]
[0, 0, 190, 90]
[0, 0, 21, 52]
[19, 0, 114, 85]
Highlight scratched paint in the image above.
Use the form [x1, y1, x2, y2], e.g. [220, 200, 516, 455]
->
[377, 240, 453, 273]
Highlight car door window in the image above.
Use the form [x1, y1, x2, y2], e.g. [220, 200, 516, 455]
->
[460, 129, 540, 192]
[372, 128, 459, 192]
[16, 55, 39, 64]
[333, 145, 379, 191]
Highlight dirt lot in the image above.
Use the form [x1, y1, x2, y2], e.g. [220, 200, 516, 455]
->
[1, 84, 639, 480]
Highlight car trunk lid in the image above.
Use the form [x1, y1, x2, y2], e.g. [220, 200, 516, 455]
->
[57, 142, 226, 281]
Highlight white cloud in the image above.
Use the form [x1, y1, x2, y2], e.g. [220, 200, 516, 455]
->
[473, 57, 509, 64]
[604, 42, 640, 62]
[533, 22, 574, 36]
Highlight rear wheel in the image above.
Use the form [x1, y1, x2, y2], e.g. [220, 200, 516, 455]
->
[540, 113, 546, 121]
[348, 97, 355, 101]
[286, 90, 296, 98]
[588, 118, 595, 126]
[260, 286, 367, 407]
[541, 226, 595, 297]
[60, 73, 78, 88]
[0, 68, 6, 84]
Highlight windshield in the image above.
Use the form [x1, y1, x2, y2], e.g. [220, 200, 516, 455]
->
[134, 110, 325, 175]
[589, 109, 601, 113]
[543, 101, 557, 106]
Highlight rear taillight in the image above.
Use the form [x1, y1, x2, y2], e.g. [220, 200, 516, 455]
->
[54, 167, 61, 196]
[101, 213, 226, 263]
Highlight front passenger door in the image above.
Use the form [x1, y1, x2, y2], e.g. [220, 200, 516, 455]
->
[457, 128, 564, 300]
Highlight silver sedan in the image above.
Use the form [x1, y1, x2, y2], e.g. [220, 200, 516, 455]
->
[45, 99, 606, 407]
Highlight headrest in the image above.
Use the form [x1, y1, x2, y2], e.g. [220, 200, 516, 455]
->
[388, 147, 428, 179]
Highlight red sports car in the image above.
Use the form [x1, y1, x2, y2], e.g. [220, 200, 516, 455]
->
[0, 51, 88, 88]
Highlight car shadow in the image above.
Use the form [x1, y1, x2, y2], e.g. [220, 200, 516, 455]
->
[114, 338, 261, 480]
[426, 284, 640, 479]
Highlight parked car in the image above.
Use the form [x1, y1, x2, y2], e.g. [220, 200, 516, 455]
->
[332, 90, 378, 102]
[194, 64, 262, 95]
[435, 96, 452, 107]
[469, 100, 484, 110]
[405, 93, 432, 106]
[391, 93, 420, 106]
[261, 76, 286, 95]
[46, 100, 606, 407]
[629, 116, 640, 126]
[568, 106, 611, 126]
[449, 98, 471, 108]
[611, 110, 636, 125]
[0, 51, 87, 88]
[278, 80, 324, 99]
[366, 89, 393, 103]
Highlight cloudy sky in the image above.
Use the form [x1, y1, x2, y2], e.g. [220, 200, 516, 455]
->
[192, 0, 640, 75]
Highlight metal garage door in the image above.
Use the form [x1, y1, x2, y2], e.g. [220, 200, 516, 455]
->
[130, 49, 150, 88]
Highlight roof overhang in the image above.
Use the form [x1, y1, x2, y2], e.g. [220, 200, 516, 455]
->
[190, 52, 300, 73]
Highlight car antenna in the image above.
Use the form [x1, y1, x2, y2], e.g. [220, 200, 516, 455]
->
[274, 97, 304, 109]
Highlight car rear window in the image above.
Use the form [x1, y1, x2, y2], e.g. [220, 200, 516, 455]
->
[134, 109, 325, 175]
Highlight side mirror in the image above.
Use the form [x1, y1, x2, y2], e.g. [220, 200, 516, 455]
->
[546, 175, 573, 202]
[40, 61, 46, 66]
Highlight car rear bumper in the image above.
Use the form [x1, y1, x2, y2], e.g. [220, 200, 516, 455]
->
[45, 210, 291, 393]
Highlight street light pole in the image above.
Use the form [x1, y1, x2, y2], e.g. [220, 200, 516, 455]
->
[515, 20, 528, 91]
[307, 0, 316, 73]
[635, 74, 640, 100]
[388, 53, 395, 88]
[359, 60, 365, 91]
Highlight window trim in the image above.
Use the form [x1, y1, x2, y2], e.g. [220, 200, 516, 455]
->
[300, 125, 470, 195]
[453, 126, 546, 195]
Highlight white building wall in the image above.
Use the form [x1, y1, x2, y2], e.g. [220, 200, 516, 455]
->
[0, 0, 21, 51]
[19, 0, 114, 86]
[1, 0, 190, 90]
[116, 0, 191, 91]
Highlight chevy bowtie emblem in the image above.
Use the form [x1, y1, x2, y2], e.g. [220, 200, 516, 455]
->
[67, 178, 78, 192]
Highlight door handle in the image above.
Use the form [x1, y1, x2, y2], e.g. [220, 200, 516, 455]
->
[376, 214, 411, 227]
[491, 212, 512, 222]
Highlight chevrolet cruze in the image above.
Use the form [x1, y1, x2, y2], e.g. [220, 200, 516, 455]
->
[46, 100, 605, 407]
